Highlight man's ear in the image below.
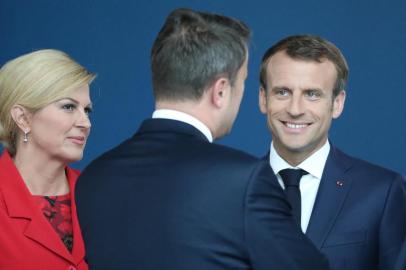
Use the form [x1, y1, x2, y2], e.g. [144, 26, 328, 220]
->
[259, 86, 268, 114]
[10, 105, 32, 133]
[332, 90, 346, 119]
[210, 77, 230, 109]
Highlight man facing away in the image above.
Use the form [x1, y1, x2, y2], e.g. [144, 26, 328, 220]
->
[259, 34, 406, 270]
[76, 9, 328, 270]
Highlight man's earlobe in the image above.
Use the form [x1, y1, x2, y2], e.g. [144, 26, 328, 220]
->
[211, 77, 230, 108]
[332, 90, 346, 119]
[259, 87, 268, 114]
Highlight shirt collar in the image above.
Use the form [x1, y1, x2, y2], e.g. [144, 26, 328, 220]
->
[152, 109, 213, 143]
[269, 141, 330, 179]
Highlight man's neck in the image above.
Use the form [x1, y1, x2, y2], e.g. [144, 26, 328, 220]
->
[273, 140, 329, 167]
[270, 141, 330, 179]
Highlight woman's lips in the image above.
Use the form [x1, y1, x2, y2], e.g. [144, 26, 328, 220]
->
[67, 136, 86, 145]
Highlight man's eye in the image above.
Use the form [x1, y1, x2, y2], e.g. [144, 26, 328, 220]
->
[306, 90, 321, 99]
[276, 89, 289, 96]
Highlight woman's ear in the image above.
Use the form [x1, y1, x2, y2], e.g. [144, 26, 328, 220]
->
[10, 105, 32, 133]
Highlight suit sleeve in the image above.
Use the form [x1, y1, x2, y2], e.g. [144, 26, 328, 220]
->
[244, 160, 330, 270]
[379, 174, 406, 270]
[394, 236, 406, 270]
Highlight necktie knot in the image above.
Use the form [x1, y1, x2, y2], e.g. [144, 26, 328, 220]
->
[279, 168, 308, 187]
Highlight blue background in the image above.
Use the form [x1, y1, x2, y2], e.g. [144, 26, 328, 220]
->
[1, 0, 405, 175]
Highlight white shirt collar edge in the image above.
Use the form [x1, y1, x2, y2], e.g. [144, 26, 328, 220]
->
[152, 109, 213, 142]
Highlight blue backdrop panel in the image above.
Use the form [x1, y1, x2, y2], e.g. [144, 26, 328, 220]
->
[1, 0, 405, 175]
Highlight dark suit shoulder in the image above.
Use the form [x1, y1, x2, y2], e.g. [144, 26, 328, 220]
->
[201, 141, 260, 163]
[77, 133, 266, 193]
[332, 146, 403, 183]
[79, 137, 130, 172]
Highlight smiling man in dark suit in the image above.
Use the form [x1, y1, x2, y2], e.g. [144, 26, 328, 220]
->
[258, 34, 406, 270]
[75, 9, 328, 270]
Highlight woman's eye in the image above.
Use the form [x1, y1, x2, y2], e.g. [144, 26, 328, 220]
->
[84, 107, 93, 115]
[62, 104, 76, 111]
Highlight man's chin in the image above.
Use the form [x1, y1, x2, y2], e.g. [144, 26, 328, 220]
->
[283, 140, 324, 158]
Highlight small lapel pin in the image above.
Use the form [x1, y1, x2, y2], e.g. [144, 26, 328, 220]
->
[336, 180, 344, 187]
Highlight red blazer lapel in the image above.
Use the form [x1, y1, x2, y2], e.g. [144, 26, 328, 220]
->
[0, 151, 83, 264]
[66, 167, 86, 264]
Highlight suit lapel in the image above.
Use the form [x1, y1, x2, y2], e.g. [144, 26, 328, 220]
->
[262, 146, 354, 248]
[305, 147, 353, 249]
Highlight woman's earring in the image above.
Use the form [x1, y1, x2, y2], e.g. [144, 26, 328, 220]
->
[23, 131, 28, 143]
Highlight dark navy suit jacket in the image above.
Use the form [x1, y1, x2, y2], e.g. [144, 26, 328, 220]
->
[76, 119, 328, 270]
[395, 237, 406, 270]
[265, 145, 406, 270]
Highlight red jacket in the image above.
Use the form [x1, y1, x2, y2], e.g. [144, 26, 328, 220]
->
[0, 151, 88, 270]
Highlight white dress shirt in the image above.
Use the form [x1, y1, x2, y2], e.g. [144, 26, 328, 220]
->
[152, 109, 213, 143]
[269, 141, 330, 232]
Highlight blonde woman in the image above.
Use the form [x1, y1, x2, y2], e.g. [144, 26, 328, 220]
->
[0, 49, 95, 270]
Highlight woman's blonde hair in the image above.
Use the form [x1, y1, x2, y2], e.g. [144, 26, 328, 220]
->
[0, 49, 96, 156]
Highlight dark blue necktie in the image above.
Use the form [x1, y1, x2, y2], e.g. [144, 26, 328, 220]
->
[279, 169, 308, 226]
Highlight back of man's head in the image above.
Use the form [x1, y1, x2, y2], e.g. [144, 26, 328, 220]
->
[151, 8, 250, 102]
